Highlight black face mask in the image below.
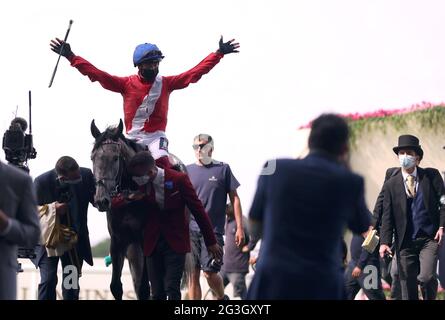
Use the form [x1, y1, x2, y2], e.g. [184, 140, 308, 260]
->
[141, 68, 158, 82]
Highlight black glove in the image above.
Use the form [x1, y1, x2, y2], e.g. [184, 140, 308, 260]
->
[50, 38, 74, 59]
[217, 36, 240, 55]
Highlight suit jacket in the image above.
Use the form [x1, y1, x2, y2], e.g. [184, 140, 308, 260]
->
[33, 167, 96, 266]
[246, 152, 370, 300]
[380, 166, 445, 250]
[372, 167, 399, 232]
[142, 168, 217, 256]
[0, 162, 40, 299]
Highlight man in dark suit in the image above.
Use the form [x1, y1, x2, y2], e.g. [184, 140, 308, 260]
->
[114, 151, 222, 300]
[344, 214, 386, 300]
[246, 114, 371, 300]
[373, 166, 402, 300]
[0, 161, 40, 300]
[379, 135, 445, 300]
[221, 203, 258, 300]
[33, 156, 96, 300]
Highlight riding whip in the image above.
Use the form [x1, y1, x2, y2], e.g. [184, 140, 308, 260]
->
[48, 19, 73, 88]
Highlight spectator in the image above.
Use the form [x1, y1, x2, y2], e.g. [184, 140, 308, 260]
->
[187, 134, 244, 300]
[379, 135, 444, 300]
[220, 203, 258, 299]
[33, 156, 95, 300]
[246, 114, 371, 299]
[0, 161, 40, 300]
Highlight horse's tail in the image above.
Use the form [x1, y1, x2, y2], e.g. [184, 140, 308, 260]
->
[183, 251, 196, 284]
[180, 247, 197, 300]
[181, 209, 198, 298]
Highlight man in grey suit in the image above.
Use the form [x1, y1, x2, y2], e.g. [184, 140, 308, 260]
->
[0, 161, 40, 300]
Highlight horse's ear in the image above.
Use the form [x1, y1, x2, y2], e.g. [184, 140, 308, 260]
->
[115, 119, 124, 137]
[91, 120, 101, 139]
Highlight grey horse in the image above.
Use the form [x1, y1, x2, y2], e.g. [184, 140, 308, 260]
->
[90, 119, 192, 300]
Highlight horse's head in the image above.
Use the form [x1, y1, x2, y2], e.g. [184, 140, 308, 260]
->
[90, 119, 135, 212]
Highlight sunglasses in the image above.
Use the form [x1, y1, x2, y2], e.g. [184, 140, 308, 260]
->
[192, 143, 210, 150]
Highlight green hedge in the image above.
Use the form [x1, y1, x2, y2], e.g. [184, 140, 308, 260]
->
[348, 106, 445, 147]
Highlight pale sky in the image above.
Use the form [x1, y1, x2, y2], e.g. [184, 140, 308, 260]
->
[2, 0, 445, 245]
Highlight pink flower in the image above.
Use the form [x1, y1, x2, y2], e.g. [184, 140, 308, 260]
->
[298, 102, 445, 129]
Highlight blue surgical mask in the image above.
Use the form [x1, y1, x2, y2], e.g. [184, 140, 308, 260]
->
[399, 154, 417, 169]
[133, 175, 150, 186]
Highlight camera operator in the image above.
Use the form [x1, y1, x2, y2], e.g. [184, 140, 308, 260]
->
[3, 118, 38, 261]
[0, 159, 40, 299]
[32, 156, 95, 300]
[2, 117, 36, 172]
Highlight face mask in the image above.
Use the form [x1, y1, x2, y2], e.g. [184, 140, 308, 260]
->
[399, 154, 417, 169]
[141, 68, 158, 82]
[59, 176, 82, 186]
[65, 177, 82, 184]
[133, 175, 150, 186]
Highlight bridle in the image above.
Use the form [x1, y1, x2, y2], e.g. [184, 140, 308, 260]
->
[92, 139, 126, 198]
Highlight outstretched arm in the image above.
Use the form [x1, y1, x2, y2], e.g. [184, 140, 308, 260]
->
[165, 36, 240, 91]
[50, 38, 127, 93]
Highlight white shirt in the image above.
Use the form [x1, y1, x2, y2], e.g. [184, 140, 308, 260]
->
[401, 166, 418, 198]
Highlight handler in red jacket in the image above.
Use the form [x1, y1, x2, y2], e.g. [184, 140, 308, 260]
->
[50, 36, 239, 169]
[112, 151, 222, 300]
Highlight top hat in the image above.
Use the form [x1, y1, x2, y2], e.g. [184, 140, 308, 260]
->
[392, 134, 423, 159]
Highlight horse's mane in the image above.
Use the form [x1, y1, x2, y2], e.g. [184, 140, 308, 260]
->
[92, 126, 143, 153]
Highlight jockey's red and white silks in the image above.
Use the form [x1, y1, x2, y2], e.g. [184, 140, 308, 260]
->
[69, 52, 224, 157]
[127, 75, 163, 137]
[126, 75, 168, 158]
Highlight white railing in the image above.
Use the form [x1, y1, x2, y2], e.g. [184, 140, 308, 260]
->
[16, 257, 255, 300]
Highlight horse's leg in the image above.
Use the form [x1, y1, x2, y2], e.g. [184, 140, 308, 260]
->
[126, 242, 150, 300]
[110, 236, 126, 300]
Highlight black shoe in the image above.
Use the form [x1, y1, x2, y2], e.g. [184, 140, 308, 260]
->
[222, 294, 230, 300]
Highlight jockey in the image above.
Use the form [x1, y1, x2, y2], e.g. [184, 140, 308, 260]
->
[50, 36, 240, 168]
